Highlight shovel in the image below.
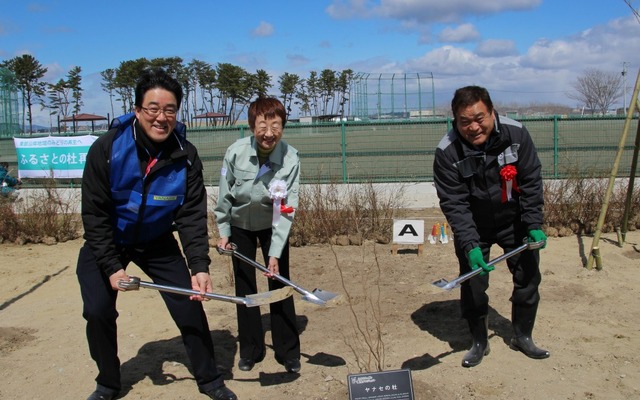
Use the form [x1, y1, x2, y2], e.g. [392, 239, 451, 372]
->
[217, 244, 340, 306]
[118, 276, 294, 307]
[432, 239, 546, 291]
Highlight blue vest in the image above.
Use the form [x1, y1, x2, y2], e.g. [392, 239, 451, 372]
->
[110, 114, 187, 245]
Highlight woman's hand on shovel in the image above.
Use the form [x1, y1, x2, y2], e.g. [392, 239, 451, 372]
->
[265, 256, 280, 278]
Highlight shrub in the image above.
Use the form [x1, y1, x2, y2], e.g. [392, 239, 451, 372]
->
[0, 181, 81, 244]
[543, 166, 640, 236]
[290, 181, 407, 246]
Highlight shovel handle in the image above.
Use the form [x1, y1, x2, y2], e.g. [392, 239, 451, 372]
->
[452, 239, 545, 286]
[218, 244, 298, 287]
[217, 244, 339, 306]
[118, 276, 251, 305]
[217, 244, 310, 295]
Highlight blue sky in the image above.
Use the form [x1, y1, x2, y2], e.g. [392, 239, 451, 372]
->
[2, 0, 639, 125]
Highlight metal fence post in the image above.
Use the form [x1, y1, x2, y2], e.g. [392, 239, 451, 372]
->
[341, 120, 347, 183]
[553, 115, 559, 178]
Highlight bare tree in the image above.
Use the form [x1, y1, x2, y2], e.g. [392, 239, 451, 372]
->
[567, 68, 623, 115]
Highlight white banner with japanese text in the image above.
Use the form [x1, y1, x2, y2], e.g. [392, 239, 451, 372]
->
[13, 135, 98, 179]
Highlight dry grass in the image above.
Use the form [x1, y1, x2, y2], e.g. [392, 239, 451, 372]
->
[0, 181, 81, 244]
[290, 181, 408, 246]
[543, 167, 640, 236]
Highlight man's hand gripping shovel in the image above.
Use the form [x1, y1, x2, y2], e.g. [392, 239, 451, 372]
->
[432, 238, 545, 291]
[217, 243, 340, 306]
[117, 277, 294, 307]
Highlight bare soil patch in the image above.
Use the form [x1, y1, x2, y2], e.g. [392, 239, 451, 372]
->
[1, 212, 639, 399]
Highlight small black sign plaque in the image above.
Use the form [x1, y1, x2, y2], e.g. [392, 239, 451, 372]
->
[347, 369, 414, 400]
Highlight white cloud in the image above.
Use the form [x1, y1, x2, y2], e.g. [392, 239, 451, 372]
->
[406, 46, 482, 76]
[520, 39, 576, 70]
[366, 13, 640, 106]
[43, 62, 65, 81]
[251, 21, 274, 37]
[475, 39, 518, 57]
[521, 16, 640, 72]
[328, 0, 542, 23]
[438, 23, 480, 43]
[326, 0, 374, 19]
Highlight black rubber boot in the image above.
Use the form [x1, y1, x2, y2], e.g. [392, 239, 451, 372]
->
[510, 304, 550, 359]
[461, 316, 490, 368]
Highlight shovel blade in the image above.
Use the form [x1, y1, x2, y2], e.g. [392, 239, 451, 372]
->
[431, 278, 459, 291]
[301, 288, 340, 306]
[245, 287, 295, 306]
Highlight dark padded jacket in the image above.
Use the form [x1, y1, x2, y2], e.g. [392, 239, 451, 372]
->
[433, 113, 544, 254]
[81, 117, 211, 277]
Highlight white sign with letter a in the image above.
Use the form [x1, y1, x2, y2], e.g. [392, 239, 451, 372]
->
[392, 219, 424, 255]
[392, 219, 424, 244]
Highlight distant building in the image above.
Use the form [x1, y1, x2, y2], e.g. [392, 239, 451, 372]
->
[298, 114, 355, 123]
[409, 110, 444, 119]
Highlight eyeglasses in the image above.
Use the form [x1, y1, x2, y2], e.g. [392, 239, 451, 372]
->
[256, 123, 283, 134]
[140, 106, 178, 118]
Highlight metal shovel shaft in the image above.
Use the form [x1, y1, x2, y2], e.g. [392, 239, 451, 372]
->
[230, 249, 310, 295]
[432, 239, 545, 291]
[453, 242, 529, 284]
[118, 276, 291, 307]
[218, 245, 339, 306]
[138, 280, 251, 304]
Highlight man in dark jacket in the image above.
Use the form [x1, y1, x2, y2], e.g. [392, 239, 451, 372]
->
[433, 85, 549, 368]
[77, 68, 237, 400]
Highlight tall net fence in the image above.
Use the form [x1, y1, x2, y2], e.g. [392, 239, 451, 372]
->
[184, 116, 640, 185]
[351, 72, 436, 120]
[0, 67, 20, 138]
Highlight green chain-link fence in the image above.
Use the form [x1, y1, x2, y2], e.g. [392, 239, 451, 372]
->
[0, 67, 21, 138]
[0, 115, 638, 187]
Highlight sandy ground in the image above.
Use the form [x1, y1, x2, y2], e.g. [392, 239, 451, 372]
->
[1, 209, 640, 400]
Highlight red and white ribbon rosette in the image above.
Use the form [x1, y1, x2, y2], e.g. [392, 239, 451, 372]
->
[268, 180, 294, 226]
[500, 165, 520, 203]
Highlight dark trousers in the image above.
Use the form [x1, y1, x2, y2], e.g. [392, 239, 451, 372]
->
[230, 226, 300, 361]
[76, 235, 224, 393]
[454, 222, 542, 320]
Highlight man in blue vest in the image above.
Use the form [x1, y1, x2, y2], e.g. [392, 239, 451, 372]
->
[77, 68, 237, 400]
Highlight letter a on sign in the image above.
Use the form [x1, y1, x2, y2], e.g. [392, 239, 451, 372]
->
[399, 224, 418, 236]
[392, 219, 424, 244]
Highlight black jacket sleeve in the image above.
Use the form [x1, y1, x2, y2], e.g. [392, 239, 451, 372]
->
[174, 142, 211, 275]
[433, 134, 480, 254]
[81, 131, 123, 276]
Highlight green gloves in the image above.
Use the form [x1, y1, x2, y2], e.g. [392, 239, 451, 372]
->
[528, 229, 547, 249]
[468, 247, 493, 275]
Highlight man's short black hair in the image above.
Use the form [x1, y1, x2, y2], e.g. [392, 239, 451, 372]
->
[134, 68, 183, 108]
[451, 85, 494, 117]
